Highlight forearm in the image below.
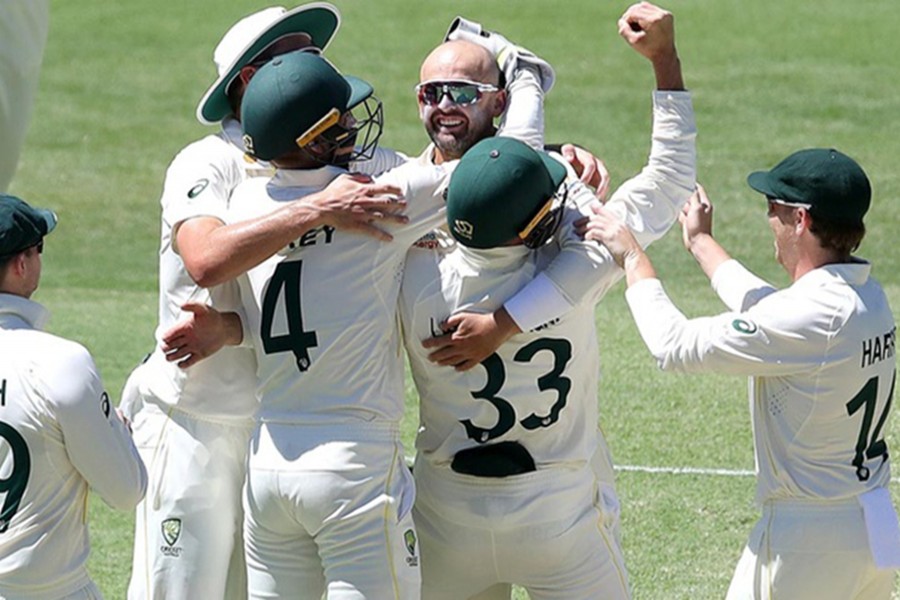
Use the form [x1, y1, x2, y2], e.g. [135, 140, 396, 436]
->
[180, 200, 325, 287]
[652, 52, 684, 91]
[688, 233, 731, 281]
[623, 247, 657, 287]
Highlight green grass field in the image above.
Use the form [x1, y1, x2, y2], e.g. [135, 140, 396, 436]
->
[8, 0, 900, 598]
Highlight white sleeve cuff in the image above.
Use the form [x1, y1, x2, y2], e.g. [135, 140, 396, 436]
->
[503, 272, 573, 332]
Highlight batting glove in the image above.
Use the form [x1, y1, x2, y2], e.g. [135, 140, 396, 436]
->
[444, 16, 556, 93]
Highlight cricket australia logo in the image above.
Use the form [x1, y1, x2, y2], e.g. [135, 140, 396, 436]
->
[452, 219, 474, 241]
[160, 518, 183, 558]
[404, 529, 419, 567]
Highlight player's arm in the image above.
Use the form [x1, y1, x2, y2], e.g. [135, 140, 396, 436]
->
[679, 184, 777, 311]
[584, 199, 815, 377]
[49, 343, 147, 510]
[160, 303, 244, 368]
[177, 173, 408, 288]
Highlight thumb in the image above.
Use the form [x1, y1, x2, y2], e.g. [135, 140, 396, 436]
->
[180, 302, 209, 316]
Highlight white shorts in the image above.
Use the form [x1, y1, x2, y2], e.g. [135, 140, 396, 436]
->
[127, 402, 253, 600]
[244, 421, 420, 600]
[726, 497, 895, 600]
[413, 459, 630, 600]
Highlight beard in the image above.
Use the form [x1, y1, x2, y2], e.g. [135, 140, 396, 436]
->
[425, 110, 495, 161]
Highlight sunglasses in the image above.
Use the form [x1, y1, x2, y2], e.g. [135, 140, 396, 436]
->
[415, 80, 500, 106]
[766, 195, 811, 210]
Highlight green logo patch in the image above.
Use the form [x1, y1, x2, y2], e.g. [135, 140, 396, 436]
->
[731, 319, 758, 335]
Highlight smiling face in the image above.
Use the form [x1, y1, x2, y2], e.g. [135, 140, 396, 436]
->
[417, 41, 507, 163]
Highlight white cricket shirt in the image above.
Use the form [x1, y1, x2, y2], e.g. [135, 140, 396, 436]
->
[0, 294, 146, 598]
[228, 161, 450, 424]
[626, 259, 896, 504]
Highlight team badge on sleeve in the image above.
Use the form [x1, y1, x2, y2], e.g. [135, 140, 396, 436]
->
[731, 319, 758, 335]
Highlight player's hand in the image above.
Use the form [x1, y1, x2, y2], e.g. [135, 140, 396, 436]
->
[561, 144, 610, 201]
[115, 408, 133, 434]
[618, 3, 676, 63]
[311, 173, 408, 241]
[422, 309, 520, 371]
[579, 204, 643, 268]
[160, 303, 242, 369]
[680, 184, 714, 252]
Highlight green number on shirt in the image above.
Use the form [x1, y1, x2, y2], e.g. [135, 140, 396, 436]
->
[846, 371, 895, 482]
[0, 421, 31, 534]
[260, 260, 319, 372]
[461, 338, 573, 444]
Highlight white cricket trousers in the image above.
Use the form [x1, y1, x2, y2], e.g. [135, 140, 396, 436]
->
[726, 497, 895, 600]
[127, 402, 253, 600]
[0, 0, 49, 191]
[244, 421, 421, 600]
[413, 459, 630, 600]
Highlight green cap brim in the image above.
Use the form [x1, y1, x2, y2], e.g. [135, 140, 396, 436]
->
[197, 5, 340, 125]
[747, 171, 777, 199]
[344, 75, 374, 109]
[538, 151, 568, 189]
[36, 208, 58, 236]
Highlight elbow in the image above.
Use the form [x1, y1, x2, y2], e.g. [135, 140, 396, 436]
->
[102, 464, 148, 511]
[184, 259, 227, 288]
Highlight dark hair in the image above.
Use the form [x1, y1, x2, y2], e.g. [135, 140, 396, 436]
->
[809, 214, 866, 256]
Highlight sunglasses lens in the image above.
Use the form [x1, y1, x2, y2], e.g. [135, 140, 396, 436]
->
[419, 83, 482, 106]
[447, 85, 480, 104]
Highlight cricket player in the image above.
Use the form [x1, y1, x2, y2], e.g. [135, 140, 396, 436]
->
[399, 7, 695, 596]
[219, 50, 448, 599]
[0, 0, 49, 191]
[122, 5, 406, 599]
[583, 149, 898, 599]
[0, 194, 147, 599]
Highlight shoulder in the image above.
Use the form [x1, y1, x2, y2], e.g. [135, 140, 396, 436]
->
[376, 160, 451, 195]
[7, 330, 99, 402]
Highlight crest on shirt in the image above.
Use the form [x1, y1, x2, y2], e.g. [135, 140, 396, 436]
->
[187, 178, 209, 199]
[731, 319, 758, 335]
[162, 518, 182, 547]
[404, 528, 419, 567]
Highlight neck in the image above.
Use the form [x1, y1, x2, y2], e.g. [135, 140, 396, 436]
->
[787, 248, 849, 281]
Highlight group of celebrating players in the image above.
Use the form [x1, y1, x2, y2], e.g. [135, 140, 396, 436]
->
[1, 2, 896, 600]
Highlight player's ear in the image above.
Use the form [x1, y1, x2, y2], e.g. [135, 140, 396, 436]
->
[491, 89, 508, 117]
[237, 65, 258, 88]
[795, 207, 812, 232]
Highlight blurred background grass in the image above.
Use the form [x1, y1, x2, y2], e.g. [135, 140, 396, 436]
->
[9, 0, 900, 597]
